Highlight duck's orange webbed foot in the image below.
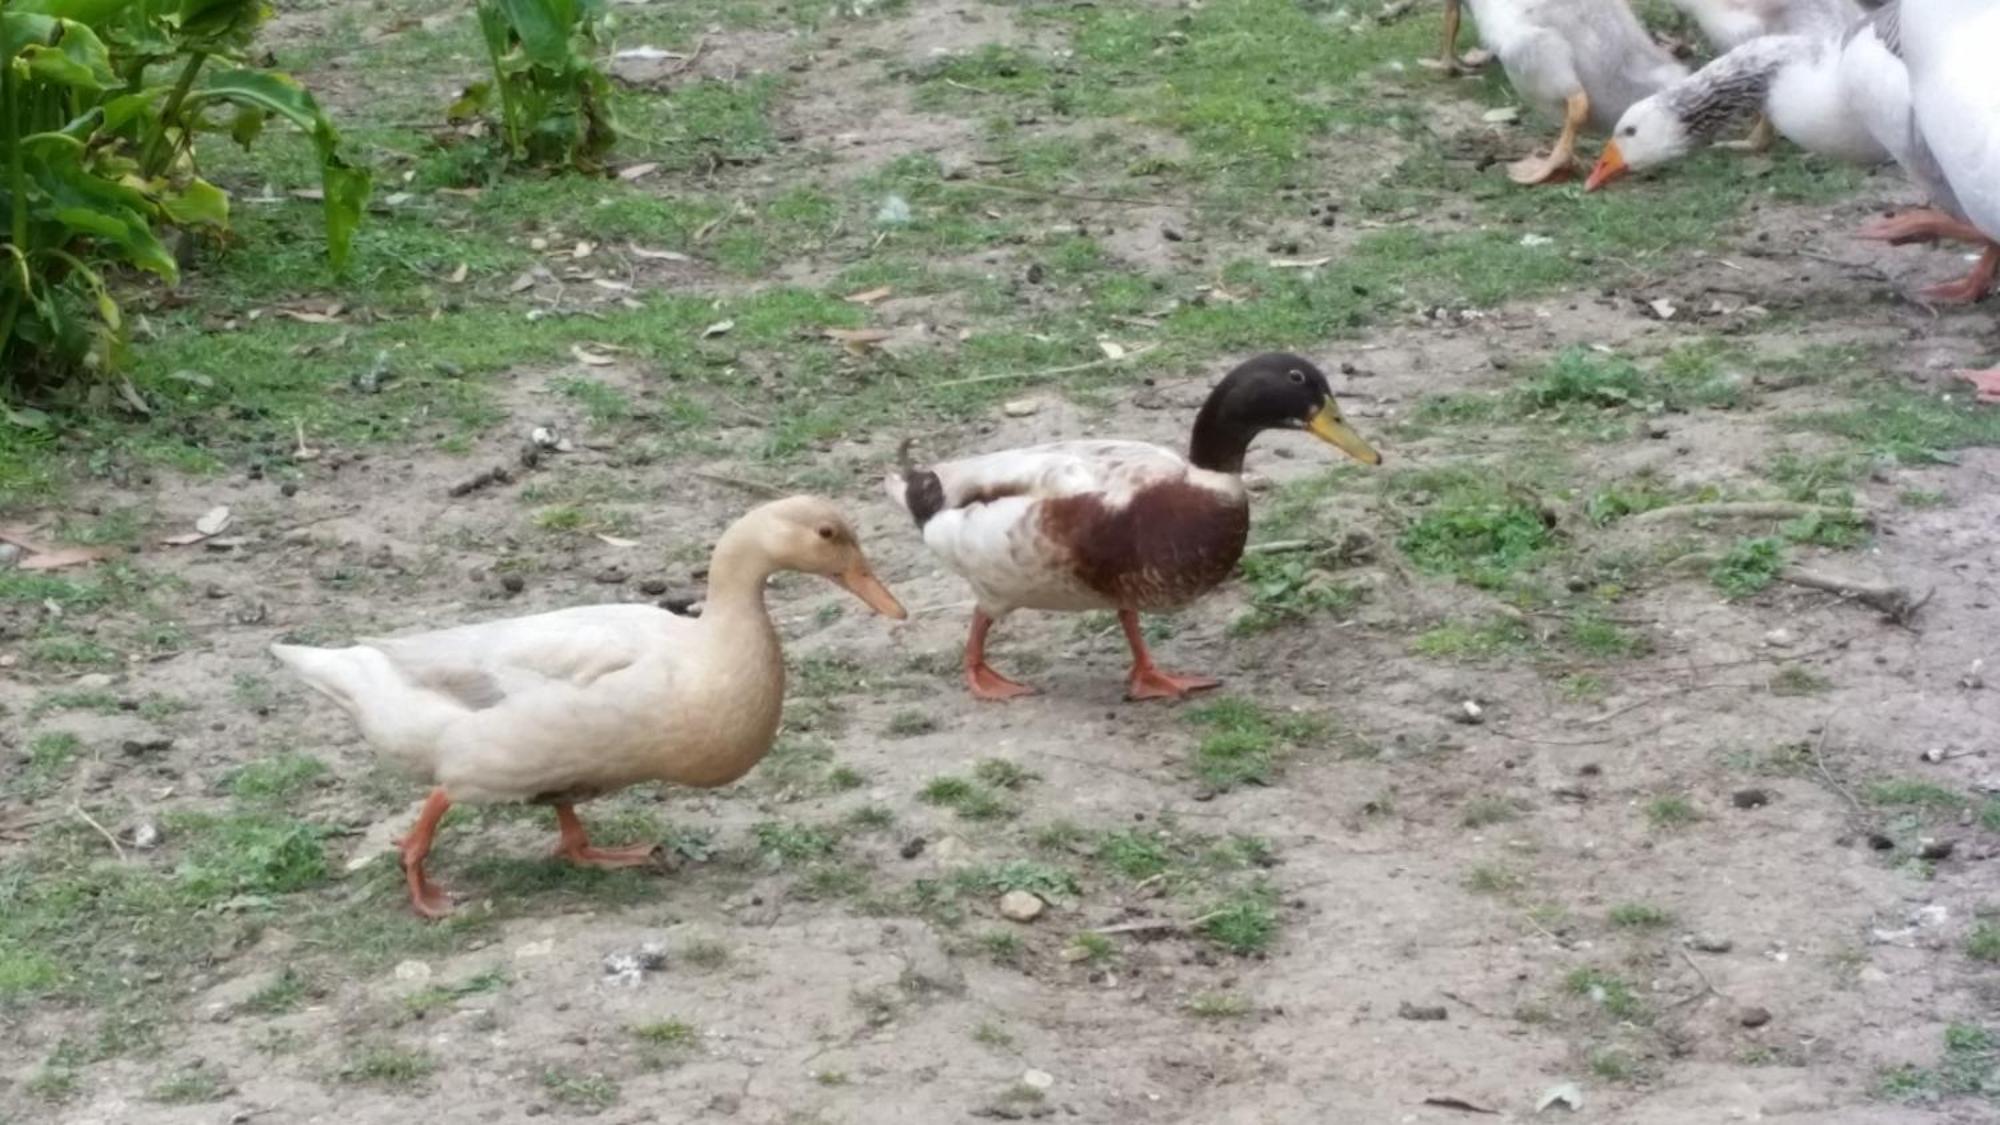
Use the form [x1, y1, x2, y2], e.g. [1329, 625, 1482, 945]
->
[1918, 245, 2000, 305]
[1118, 610, 1220, 702]
[963, 608, 1038, 702]
[1857, 209, 1988, 246]
[1956, 368, 2000, 404]
[400, 788, 454, 919]
[551, 804, 660, 868]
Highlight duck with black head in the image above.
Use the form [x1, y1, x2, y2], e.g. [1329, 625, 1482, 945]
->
[885, 354, 1381, 703]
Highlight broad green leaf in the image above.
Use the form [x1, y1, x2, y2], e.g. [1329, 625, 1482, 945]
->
[186, 68, 369, 267]
[12, 0, 144, 30]
[22, 133, 178, 281]
[486, 0, 576, 70]
[9, 18, 114, 89]
[447, 81, 491, 122]
[159, 176, 226, 228]
[100, 89, 158, 131]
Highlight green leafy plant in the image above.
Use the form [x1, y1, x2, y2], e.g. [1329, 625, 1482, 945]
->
[454, 0, 615, 170]
[2, 0, 367, 400]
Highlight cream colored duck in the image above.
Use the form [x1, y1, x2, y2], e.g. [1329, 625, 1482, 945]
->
[1441, 0, 1689, 184]
[886, 354, 1379, 702]
[1900, 0, 2000, 398]
[271, 497, 906, 918]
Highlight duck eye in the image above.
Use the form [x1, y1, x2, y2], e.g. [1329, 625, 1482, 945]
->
[1287, 369, 1307, 385]
[1623, 126, 1637, 137]
[817, 526, 836, 540]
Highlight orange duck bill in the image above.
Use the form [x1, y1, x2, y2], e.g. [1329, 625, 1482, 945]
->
[1584, 143, 1629, 193]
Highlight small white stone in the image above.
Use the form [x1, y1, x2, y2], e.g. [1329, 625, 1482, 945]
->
[514, 939, 555, 961]
[1763, 628, 1797, 648]
[1021, 1069, 1054, 1091]
[394, 960, 433, 984]
[998, 890, 1045, 922]
[1002, 398, 1041, 418]
[74, 672, 114, 689]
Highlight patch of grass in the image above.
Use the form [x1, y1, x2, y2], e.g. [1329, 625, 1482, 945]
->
[1877, 1024, 1999, 1104]
[150, 1065, 226, 1104]
[1901, 489, 1949, 509]
[1068, 931, 1118, 964]
[1185, 991, 1252, 1019]
[1711, 537, 1787, 599]
[11, 730, 83, 799]
[979, 930, 1025, 965]
[886, 709, 938, 737]
[1232, 551, 1367, 634]
[1608, 903, 1673, 930]
[952, 860, 1080, 900]
[1413, 616, 1534, 661]
[1565, 968, 1646, 1021]
[919, 775, 1016, 821]
[974, 758, 1039, 790]
[1801, 385, 2000, 466]
[1464, 864, 1525, 895]
[1199, 883, 1279, 955]
[826, 765, 865, 791]
[752, 821, 840, 864]
[172, 812, 330, 901]
[1644, 795, 1700, 830]
[1396, 478, 1556, 590]
[1966, 922, 2000, 963]
[1460, 796, 1526, 829]
[680, 939, 730, 969]
[1183, 697, 1323, 791]
[406, 969, 506, 1014]
[973, 1021, 1013, 1048]
[1768, 665, 1831, 697]
[1589, 1048, 1638, 1083]
[845, 804, 895, 831]
[1867, 780, 1970, 812]
[542, 1067, 620, 1111]
[240, 968, 310, 1015]
[227, 753, 330, 803]
[632, 1019, 698, 1048]
[339, 1043, 437, 1088]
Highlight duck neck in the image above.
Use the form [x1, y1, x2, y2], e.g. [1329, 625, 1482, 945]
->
[1669, 36, 1802, 144]
[1187, 394, 1257, 475]
[703, 525, 780, 624]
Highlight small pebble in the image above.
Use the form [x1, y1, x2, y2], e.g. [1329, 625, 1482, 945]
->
[998, 890, 1045, 922]
[1731, 788, 1772, 809]
[1396, 1001, 1448, 1021]
[1021, 1069, 1055, 1091]
[501, 574, 526, 595]
[638, 578, 670, 597]
[899, 837, 927, 859]
[1454, 699, 1485, 725]
[1867, 832, 1896, 851]
[1002, 398, 1042, 418]
[279, 482, 299, 498]
[1162, 227, 1184, 242]
[595, 568, 628, 585]
[1685, 933, 1734, 954]
[1763, 628, 1797, 648]
[1738, 1006, 1773, 1029]
[1918, 838, 1955, 861]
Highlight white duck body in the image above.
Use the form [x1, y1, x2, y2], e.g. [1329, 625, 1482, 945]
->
[1467, 0, 1689, 129]
[887, 440, 1248, 618]
[1898, 0, 2000, 236]
[274, 602, 781, 803]
[1669, 0, 1864, 50]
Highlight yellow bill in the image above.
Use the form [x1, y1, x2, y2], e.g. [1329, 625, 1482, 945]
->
[833, 560, 908, 619]
[1306, 402, 1382, 465]
[1585, 141, 1629, 193]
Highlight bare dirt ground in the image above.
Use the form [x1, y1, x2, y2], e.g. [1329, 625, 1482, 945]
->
[5, 0, 2000, 1122]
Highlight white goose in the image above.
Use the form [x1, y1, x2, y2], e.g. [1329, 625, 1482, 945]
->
[1441, 0, 1688, 184]
[1899, 0, 2000, 398]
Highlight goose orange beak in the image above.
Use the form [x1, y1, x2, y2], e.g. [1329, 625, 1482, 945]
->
[834, 560, 907, 619]
[1306, 402, 1382, 465]
[1585, 143, 1628, 192]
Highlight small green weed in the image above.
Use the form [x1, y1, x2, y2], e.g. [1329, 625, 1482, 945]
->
[1565, 968, 1645, 1021]
[1183, 697, 1322, 790]
[150, 1065, 226, 1104]
[1644, 795, 1700, 829]
[542, 1067, 620, 1111]
[753, 821, 840, 864]
[228, 754, 330, 803]
[1185, 992, 1252, 1018]
[1877, 1024, 1999, 1104]
[1460, 796, 1525, 829]
[1966, 922, 2000, 963]
[1867, 780, 1968, 812]
[339, 1043, 437, 1088]
[1768, 665, 1831, 697]
[1199, 884, 1279, 954]
[1608, 903, 1673, 929]
[1711, 537, 1786, 599]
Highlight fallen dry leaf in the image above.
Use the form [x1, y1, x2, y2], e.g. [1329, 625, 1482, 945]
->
[630, 245, 692, 262]
[20, 546, 110, 571]
[1649, 297, 1678, 320]
[596, 534, 640, 548]
[844, 286, 893, 305]
[508, 272, 538, 293]
[195, 506, 233, 536]
[701, 319, 735, 339]
[590, 278, 633, 292]
[276, 309, 342, 324]
[617, 162, 660, 181]
[573, 240, 595, 259]
[447, 262, 469, 284]
[1097, 340, 1127, 360]
[571, 344, 616, 366]
[1269, 256, 1334, 269]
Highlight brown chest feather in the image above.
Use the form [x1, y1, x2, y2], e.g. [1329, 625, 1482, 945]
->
[1039, 481, 1249, 610]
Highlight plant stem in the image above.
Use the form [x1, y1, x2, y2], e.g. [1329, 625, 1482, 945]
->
[3, 9, 28, 251]
[140, 49, 207, 178]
